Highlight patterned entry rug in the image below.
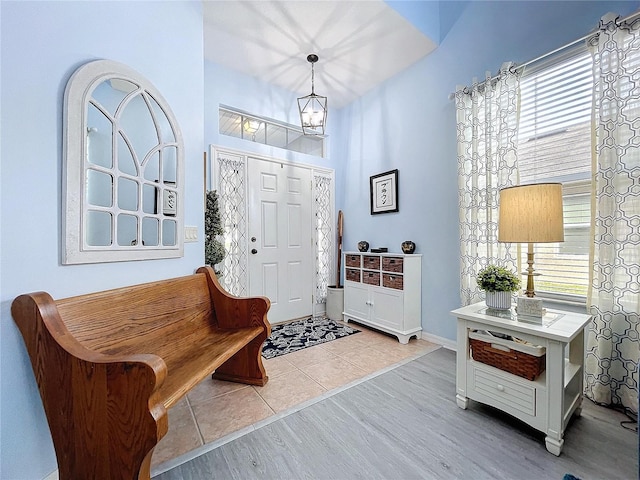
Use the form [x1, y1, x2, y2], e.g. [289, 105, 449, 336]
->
[262, 316, 360, 359]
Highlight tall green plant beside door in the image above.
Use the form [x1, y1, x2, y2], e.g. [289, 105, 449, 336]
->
[205, 190, 225, 274]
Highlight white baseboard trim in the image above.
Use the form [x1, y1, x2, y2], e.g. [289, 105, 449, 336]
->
[44, 469, 58, 480]
[421, 331, 456, 350]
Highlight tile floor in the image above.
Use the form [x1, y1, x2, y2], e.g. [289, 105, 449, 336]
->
[151, 320, 439, 470]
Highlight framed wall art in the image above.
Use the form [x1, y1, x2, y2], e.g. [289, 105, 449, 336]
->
[370, 169, 399, 215]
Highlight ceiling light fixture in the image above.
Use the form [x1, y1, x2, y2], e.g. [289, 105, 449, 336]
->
[297, 54, 327, 136]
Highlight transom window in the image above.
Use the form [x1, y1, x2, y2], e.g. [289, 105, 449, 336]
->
[219, 106, 325, 157]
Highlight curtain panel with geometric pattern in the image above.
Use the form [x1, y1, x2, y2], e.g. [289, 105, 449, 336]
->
[586, 13, 640, 414]
[455, 64, 521, 306]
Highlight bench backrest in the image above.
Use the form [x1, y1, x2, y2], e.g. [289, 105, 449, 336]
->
[55, 272, 216, 359]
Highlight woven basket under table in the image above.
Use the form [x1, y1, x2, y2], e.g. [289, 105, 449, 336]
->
[469, 333, 546, 381]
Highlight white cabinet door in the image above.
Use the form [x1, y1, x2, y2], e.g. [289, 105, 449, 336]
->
[371, 287, 404, 330]
[344, 281, 370, 320]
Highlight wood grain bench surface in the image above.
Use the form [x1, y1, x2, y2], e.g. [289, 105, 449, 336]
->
[12, 266, 271, 480]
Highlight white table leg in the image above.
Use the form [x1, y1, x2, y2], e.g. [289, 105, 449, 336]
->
[545, 340, 565, 456]
[456, 320, 469, 409]
[545, 436, 564, 456]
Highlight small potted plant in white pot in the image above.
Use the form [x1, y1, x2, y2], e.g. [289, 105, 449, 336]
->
[477, 265, 521, 310]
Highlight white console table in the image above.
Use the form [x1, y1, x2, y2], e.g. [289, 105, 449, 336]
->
[451, 302, 592, 455]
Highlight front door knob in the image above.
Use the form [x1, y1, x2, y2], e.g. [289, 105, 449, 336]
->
[251, 248, 258, 254]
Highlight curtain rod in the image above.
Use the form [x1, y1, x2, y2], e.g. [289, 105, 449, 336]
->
[449, 9, 640, 100]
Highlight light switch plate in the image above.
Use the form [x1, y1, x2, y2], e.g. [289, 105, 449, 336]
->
[184, 226, 198, 242]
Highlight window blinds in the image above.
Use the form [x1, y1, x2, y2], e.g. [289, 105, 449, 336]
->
[516, 49, 592, 298]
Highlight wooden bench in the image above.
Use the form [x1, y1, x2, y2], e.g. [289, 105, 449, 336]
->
[11, 266, 271, 480]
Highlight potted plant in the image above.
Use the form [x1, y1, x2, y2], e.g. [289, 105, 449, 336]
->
[205, 190, 226, 275]
[477, 265, 521, 310]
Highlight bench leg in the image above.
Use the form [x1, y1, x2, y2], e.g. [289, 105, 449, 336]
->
[213, 336, 268, 386]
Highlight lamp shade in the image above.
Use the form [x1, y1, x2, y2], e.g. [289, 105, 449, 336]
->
[498, 183, 564, 243]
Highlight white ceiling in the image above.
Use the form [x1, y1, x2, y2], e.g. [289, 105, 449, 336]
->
[203, 1, 437, 109]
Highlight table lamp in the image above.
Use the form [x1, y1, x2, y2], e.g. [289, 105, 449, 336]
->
[498, 183, 564, 316]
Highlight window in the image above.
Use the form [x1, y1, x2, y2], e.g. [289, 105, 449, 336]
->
[517, 48, 592, 300]
[219, 106, 325, 157]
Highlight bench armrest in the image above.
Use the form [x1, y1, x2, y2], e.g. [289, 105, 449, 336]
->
[197, 266, 271, 335]
[11, 292, 168, 479]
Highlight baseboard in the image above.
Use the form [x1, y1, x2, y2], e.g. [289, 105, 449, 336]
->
[44, 470, 58, 480]
[420, 331, 456, 350]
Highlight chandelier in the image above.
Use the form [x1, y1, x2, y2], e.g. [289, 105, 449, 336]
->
[297, 54, 327, 136]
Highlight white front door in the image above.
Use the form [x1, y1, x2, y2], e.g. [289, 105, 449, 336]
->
[248, 158, 313, 323]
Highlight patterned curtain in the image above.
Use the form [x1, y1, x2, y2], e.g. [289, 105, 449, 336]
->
[586, 13, 640, 414]
[456, 64, 521, 305]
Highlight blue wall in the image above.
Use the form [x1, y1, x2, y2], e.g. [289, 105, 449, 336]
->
[0, 2, 204, 478]
[2, 1, 639, 478]
[334, 0, 639, 344]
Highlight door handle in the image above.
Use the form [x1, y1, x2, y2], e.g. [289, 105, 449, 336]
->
[251, 248, 258, 254]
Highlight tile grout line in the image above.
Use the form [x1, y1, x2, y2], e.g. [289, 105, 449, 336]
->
[184, 393, 205, 446]
[251, 384, 278, 416]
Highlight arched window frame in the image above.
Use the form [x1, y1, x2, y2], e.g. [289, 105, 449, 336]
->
[62, 59, 184, 264]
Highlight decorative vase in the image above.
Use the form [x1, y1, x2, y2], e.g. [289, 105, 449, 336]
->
[485, 291, 513, 310]
[357, 241, 369, 252]
[401, 241, 416, 254]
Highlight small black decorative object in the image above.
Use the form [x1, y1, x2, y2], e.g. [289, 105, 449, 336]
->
[370, 247, 388, 253]
[401, 241, 416, 254]
[357, 241, 369, 252]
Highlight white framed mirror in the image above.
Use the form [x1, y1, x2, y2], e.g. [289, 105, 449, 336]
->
[62, 60, 184, 264]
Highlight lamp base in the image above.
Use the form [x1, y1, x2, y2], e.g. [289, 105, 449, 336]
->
[516, 296, 545, 319]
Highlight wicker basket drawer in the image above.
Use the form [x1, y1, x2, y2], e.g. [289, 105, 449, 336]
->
[362, 270, 380, 286]
[346, 268, 361, 282]
[469, 331, 545, 381]
[345, 254, 361, 268]
[382, 257, 403, 273]
[363, 255, 380, 269]
[382, 273, 403, 290]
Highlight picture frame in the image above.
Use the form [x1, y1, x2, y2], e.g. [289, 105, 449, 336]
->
[370, 169, 399, 215]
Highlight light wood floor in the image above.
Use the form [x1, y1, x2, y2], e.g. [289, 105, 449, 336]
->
[151, 321, 439, 470]
[153, 348, 638, 479]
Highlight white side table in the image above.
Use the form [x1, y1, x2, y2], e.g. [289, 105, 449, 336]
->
[451, 302, 592, 455]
